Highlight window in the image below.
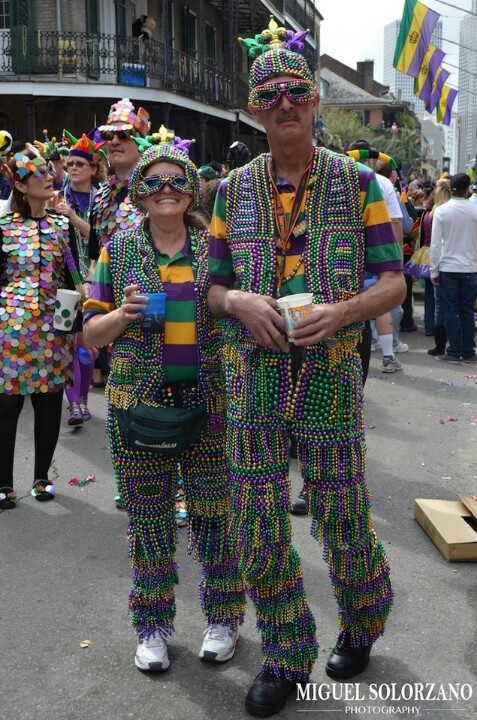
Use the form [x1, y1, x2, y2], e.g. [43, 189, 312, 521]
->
[184, 7, 197, 58]
[0, 0, 10, 30]
[205, 23, 216, 66]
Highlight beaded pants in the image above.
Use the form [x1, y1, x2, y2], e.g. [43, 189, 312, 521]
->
[107, 407, 246, 641]
[224, 343, 393, 680]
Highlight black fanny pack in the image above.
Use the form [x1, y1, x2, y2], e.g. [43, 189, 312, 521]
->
[116, 402, 208, 454]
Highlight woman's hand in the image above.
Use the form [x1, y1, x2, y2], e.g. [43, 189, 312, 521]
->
[120, 284, 148, 324]
[55, 201, 77, 222]
[75, 331, 99, 362]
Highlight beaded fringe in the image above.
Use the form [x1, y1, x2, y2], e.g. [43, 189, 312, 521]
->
[187, 512, 229, 564]
[325, 532, 393, 645]
[300, 440, 393, 644]
[199, 557, 246, 628]
[130, 555, 179, 641]
[248, 546, 318, 681]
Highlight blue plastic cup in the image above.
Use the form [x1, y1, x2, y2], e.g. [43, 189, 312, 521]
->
[140, 293, 167, 333]
[78, 347, 93, 365]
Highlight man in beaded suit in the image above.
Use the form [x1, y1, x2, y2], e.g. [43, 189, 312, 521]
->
[208, 18, 406, 718]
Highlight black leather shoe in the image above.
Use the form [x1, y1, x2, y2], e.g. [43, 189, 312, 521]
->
[290, 485, 308, 515]
[245, 671, 295, 717]
[325, 636, 372, 680]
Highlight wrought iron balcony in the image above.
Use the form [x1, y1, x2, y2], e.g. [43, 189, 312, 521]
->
[0, 30, 235, 110]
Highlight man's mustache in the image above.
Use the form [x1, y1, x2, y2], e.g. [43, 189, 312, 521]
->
[276, 113, 300, 124]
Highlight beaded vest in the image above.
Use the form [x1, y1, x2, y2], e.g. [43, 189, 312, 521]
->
[224, 146, 365, 348]
[106, 220, 223, 410]
[90, 179, 144, 245]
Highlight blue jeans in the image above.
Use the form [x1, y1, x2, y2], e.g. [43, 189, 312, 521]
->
[424, 279, 435, 334]
[439, 271, 477, 359]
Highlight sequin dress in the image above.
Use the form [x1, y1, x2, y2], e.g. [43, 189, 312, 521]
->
[0, 211, 76, 395]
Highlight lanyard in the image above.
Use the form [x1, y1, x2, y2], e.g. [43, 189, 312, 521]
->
[269, 155, 313, 293]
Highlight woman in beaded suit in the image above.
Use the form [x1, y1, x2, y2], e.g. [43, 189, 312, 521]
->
[0, 149, 82, 509]
[83, 134, 245, 673]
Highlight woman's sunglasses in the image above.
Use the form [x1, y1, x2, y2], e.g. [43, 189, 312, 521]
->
[136, 174, 192, 197]
[249, 79, 317, 110]
[99, 129, 133, 141]
[66, 159, 91, 169]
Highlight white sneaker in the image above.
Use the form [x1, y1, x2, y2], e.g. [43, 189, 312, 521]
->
[382, 356, 403, 373]
[370, 341, 381, 352]
[393, 341, 409, 353]
[135, 633, 170, 672]
[199, 624, 239, 663]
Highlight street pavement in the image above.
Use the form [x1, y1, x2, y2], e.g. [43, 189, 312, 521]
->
[1, 300, 477, 720]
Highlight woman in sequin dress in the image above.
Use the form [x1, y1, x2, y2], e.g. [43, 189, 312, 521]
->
[0, 149, 81, 509]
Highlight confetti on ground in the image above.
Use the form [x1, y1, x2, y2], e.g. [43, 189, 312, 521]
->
[441, 380, 454, 386]
[439, 417, 458, 424]
[463, 375, 477, 380]
[69, 474, 96, 487]
[365, 424, 376, 429]
[80, 640, 92, 648]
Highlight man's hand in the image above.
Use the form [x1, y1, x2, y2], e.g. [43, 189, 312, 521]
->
[226, 290, 289, 352]
[290, 303, 345, 345]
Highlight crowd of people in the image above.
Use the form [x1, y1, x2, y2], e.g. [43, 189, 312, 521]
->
[1, 16, 477, 718]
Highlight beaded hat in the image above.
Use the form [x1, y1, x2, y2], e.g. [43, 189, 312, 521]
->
[98, 98, 150, 138]
[240, 17, 314, 90]
[63, 128, 106, 163]
[129, 125, 200, 210]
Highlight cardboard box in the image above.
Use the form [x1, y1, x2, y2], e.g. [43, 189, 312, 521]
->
[414, 497, 477, 562]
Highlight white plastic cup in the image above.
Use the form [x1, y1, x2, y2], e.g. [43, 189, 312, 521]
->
[276, 293, 313, 342]
[53, 289, 81, 331]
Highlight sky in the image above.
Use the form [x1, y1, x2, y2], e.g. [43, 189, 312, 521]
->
[317, 0, 474, 86]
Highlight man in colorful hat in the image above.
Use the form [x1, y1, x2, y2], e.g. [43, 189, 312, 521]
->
[86, 98, 150, 391]
[208, 18, 405, 717]
[87, 98, 150, 267]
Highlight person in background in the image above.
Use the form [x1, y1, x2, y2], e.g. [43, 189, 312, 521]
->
[0, 130, 13, 202]
[86, 98, 151, 391]
[226, 140, 251, 170]
[55, 130, 106, 426]
[469, 182, 477, 205]
[33, 130, 69, 193]
[430, 172, 477, 364]
[83, 132, 245, 675]
[208, 19, 404, 716]
[0, 148, 83, 509]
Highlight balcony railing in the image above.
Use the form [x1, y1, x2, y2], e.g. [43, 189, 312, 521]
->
[0, 30, 235, 110]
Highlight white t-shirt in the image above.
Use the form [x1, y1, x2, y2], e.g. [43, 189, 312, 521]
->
[430, 197, 477, 277]
[375, 174, 403, 220]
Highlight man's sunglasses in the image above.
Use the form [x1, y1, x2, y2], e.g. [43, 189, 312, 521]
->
[136, 174, 193, 197]
[100, 129, 134, 141]
[249, 79, 317, 110]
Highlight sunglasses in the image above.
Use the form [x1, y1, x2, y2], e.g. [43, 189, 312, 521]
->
[100, 129, 133, 141]
[66, 159, 91, 169]
[250, 79, 316, 110]
[136, 174, 192, 197]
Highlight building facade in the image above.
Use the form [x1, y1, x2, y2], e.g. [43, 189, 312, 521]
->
[0, 0, 322, 165]
[457, 0, 477, 176]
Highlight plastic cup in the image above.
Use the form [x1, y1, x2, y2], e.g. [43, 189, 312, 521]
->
[53, 289, 81, 331]
[276, 293, 314, 342]
[140, 292, 167, 333]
